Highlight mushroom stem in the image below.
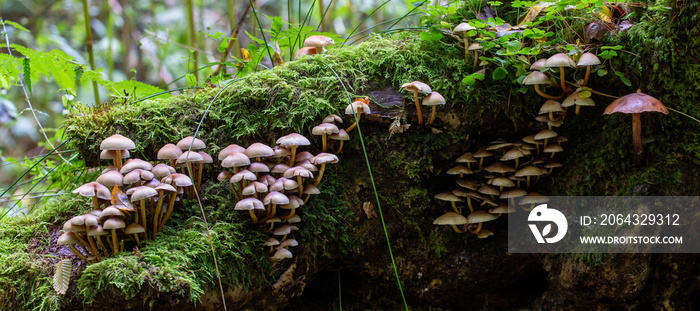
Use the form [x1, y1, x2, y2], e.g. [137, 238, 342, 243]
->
[468, 222, 483, 234]
[582, 66, 592, 86]
[321, 133, 328, 152]
[248, 209, 259, 223]
[467, 198, 474, 213]
[413, 90, 423, 125]
[132, 233, 142, 247]
[114, 150, 123, 171]
[427, 106, 438, 125]
[68, 244, 89, 262]
[451, 224, 467, 233]
[110, 229, 119, 255]
[335, 141, 345, 154]
[313, 163, 327, 186]
[159, 191, 178, 232]
[92, 196, 100, 210]
[153, 191, 165, 237]
[451, 202, 460, 214]
[86, 236, 101, 261]
[558, 67, 568, 92]
[526, 176, 532, 189]
[197, 163, 204, 192]
[462, 32, 470, 64]
[140, 199, 147, 238]
[288, 146, 298, 166]
[228, 182, 241, 200]
[169, 159, 177, 168]
[534, 84, 564, 100]
[346, 111, 363, 133]
[96, 235, 110, 257]
[280, 208, 296, 220]
[632, 113, 643, 165]
[297, 176, 304, 196]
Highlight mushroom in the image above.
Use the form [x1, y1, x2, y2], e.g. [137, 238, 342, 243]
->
[312, 123, 339, 152]
[57, 232, 89, 262]
[514, 166, 545, 189]
[544, 53, 576, 92]
[218, 144, 246, 161]
[539, 100, 563, 122]
[130, 186, 158, 236]
[293, 46, 317, 60]
[153, 183, 176, 235]
[72, 181, 111, 210]
[87, 225, 111, 257]
[124, 223, 145, 246]
[523, 71, 563, 100]
[446, 165, 473, 179]
[435, 192, 463, 214]
[603, 90, 668, 165]
[433, 212, 468, 233]
[344, 100, 371, 133]
[176, 136, 206, 151]
[422, 92, 446, 126]
[270, 248, 293, 261]
[99, 134, 135, 170]
[466, 210, 497, 234]
[158, 144, 182, 168]
[303, 35, 334, 53]
[276, 133, 310, 166]
[284, 166, 314, 196]
[102, 217, 125, 254]
[264, 238, 280, 252]
[400, 81, 431, 125]
[453, 22, 477, 64]
[330, 129, 350, 154]
[235, 197, 265, 223]
[562, 91, 595, 115]
[310, 152, 339, 186]
[577, 52, 601, 86]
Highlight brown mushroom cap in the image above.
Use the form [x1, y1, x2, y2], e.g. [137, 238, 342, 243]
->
[176, 136, 206, 151]
[577, 52, 601, 67]
[400, 81, 431, 93]
[544, 53, 576, 68]
[433, 212, 468, 225]
[96, 170, 124, 188]
[530, 58, 547, 71]
[603, 91, 668, 115]
[539, 100, 563, 115]
[158, 144, 183, 161]
[293, 46, 317, 59]
[312, 123, 340, 136]
[303, 35, 334, 52]
[522, 71, 551, 85]
[124, 223, 146, 235]
[562, 92, 595, 108]
[466, 210, 498, 224]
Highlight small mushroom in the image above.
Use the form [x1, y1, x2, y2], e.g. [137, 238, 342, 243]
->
[276, 133, 310, 166]
[312, 123, 339, 152]
[433, 212, 468, 233]
[400, 81, 431, 125]
[562, 91, 595, 115]
[544, 53, 576, 92]
[453, 23, 477, 64]
[293, 46, 317, 60]
[58, 232, 89, 262]
[577, 52, 601, 86]
[344, 100, 371, 133]
[102, 217, 126, 255]
[100, 134, 136, 170]
[303, 35, 334, 53]
[422, 92, 446, 126]
[310, 153, 339, 186]
[523, 71, 563, 100]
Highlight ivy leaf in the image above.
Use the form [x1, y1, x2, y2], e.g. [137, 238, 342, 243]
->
[492, 67, 508, 80]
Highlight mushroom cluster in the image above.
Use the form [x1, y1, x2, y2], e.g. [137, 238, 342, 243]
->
[218, 133, 338, 261]
[522, 52, 601, 116]
[400, 81, 446, 126]
[59, 134, 194, 263]
[433, 135, 561, 236]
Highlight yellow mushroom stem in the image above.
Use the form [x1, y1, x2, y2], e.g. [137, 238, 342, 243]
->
[68, 244, 89, 262]
[281, 208, 296, 220]
[158, 191, 178, 233]
[132, 233, 141, 247]
[139, 199, 147, 238]
[92, 196, 100, 210]
[86, 236, 101, 261]
[297, 176, 304, 196]
[582, 65, 592, 86]
[466, 198, 474, 213]
[197, 163, 204, 191]
[451, 202, 460, 214]
[412, 90, 423, 125]
[335, 140, 345, 154]
[228, 182, 241, 200]
[153, 191, 165, 237]
[321, 134, 328, 152]
[288, 146, 298, 166]
[558, 67, 568, 92]
[427, 106, 438, 126]
[169, 159, 177, 168]
[462, 31, 469, 64]
[345, 109, 364, 133]
[110, 229, 119, 255]
[468, 222, 483, 234]
[451, 224, 467, 233]
[534, 84, 565, 101]
[96, 235, 110, 257]
[114, 150, 123, 171]
[313, 163, 328, 186]
[521, 203, 536, 212]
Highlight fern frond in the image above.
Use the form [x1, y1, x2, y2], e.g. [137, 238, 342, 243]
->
[11, 44, 78, 91]
[53, 258, 72, 295]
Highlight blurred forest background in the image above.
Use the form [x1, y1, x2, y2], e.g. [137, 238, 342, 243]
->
[0, 0, 419, 215]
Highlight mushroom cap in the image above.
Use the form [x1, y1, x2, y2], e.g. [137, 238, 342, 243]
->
[603, 91, 668, 115]
[466, 210, 498, 224]
[176, 151, 204, 164]
[477, 185, 500, 196]
[293, 46, 317, 60]
[235, 197, 264, 210]
[544, 53, 576, 68]
[422, 92, 446, 106]
[283, 166, 313, 179]
[303, 35, 334, 49]
[176, 136, 206, 150]
[490, 203, 516, 214]
[456, 179, 480, 190]
[197, 151, 213, 164]
[297, 160, 318, 172]
[162, 173, 193, 187]
[244, 143, 275, 159]
[433, 212, 468, 225]
[534, 129, 558, 141]
[270, 177, 298, 192]
[344, 101, 371, 115]
[279, 239, 299, 248]
[155, 183, 177, 192]
[271, 248, 293, 260]
[242, 181, 268, 196]
[447, 165, 473, 176]
[400, 81, 431, 93]
[158, 144, 183, 160]
[217, 171, 234, 182]
[435, 192, 462, 202]
[100, 149, 130, 160]
[276, 133, 311, 148]
[530, 58, 547, 71]
[484, 162, 516, 174]
[514, 166, 545, 177]
[87, 225, 109, 237]
[263, 191, 290, 205]
[477, 229, 494, 238]
[57, 232, 80, 245]
[303, 184, 320, 195]
[489, 177, 515, 188]
[577, 52, 601, 66]
[295, 151, 315, 163]
[286, 214, 301, 223]
[218, 144, 247, 161]
[120, 158, 153, 174]
[500, 147, 527, 161]
[247, 162, 270, 174]
[519, 193, 549, 205]
[72, 182, 112, 200]
[151, 163, 176, 178]
[323, 114, 343, 124]
[96, 170, 124, 187]
[454, 22, 476, 32]
[522, 71, 551, 85]
[100, 206, 124, 218]
[264, 238, 281, 247]
[100, 134, 135, 151]
[129, 186, 159, 202]
[103, 217, 126, 230]
[562, 92, 595, 108]
[539, 100, 563, 114]
[456, 153, 477, 163]
[221, 151, 251, 168]
[273, 224, 293, 236]
[330, 129, 350, 141]
[123, 169, 155, 185]
[271, 163, 292, 174]
[499, 188, 528, 199]
[312, 123, 340, 136]
[472, 148, 493, 158]
[124, 223, 146, 234]
[311, 153, 339, 165]
[467, 43, 483, 50]
[231, 169, 257, 183]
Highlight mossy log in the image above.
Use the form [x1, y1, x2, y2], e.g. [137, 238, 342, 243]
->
[3, 4, 700, 308]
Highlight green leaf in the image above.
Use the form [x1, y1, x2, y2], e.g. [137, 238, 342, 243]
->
[615, 71, 632, 86]
[53, 258, 71, 295]
[506, 40, 522, 53]
[4, 21, 29, 32]
[22, 58, 31, 96]
[492, 67, 508, 80]
[597, 69, 608, 76]
[579, 90, 592, 98]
